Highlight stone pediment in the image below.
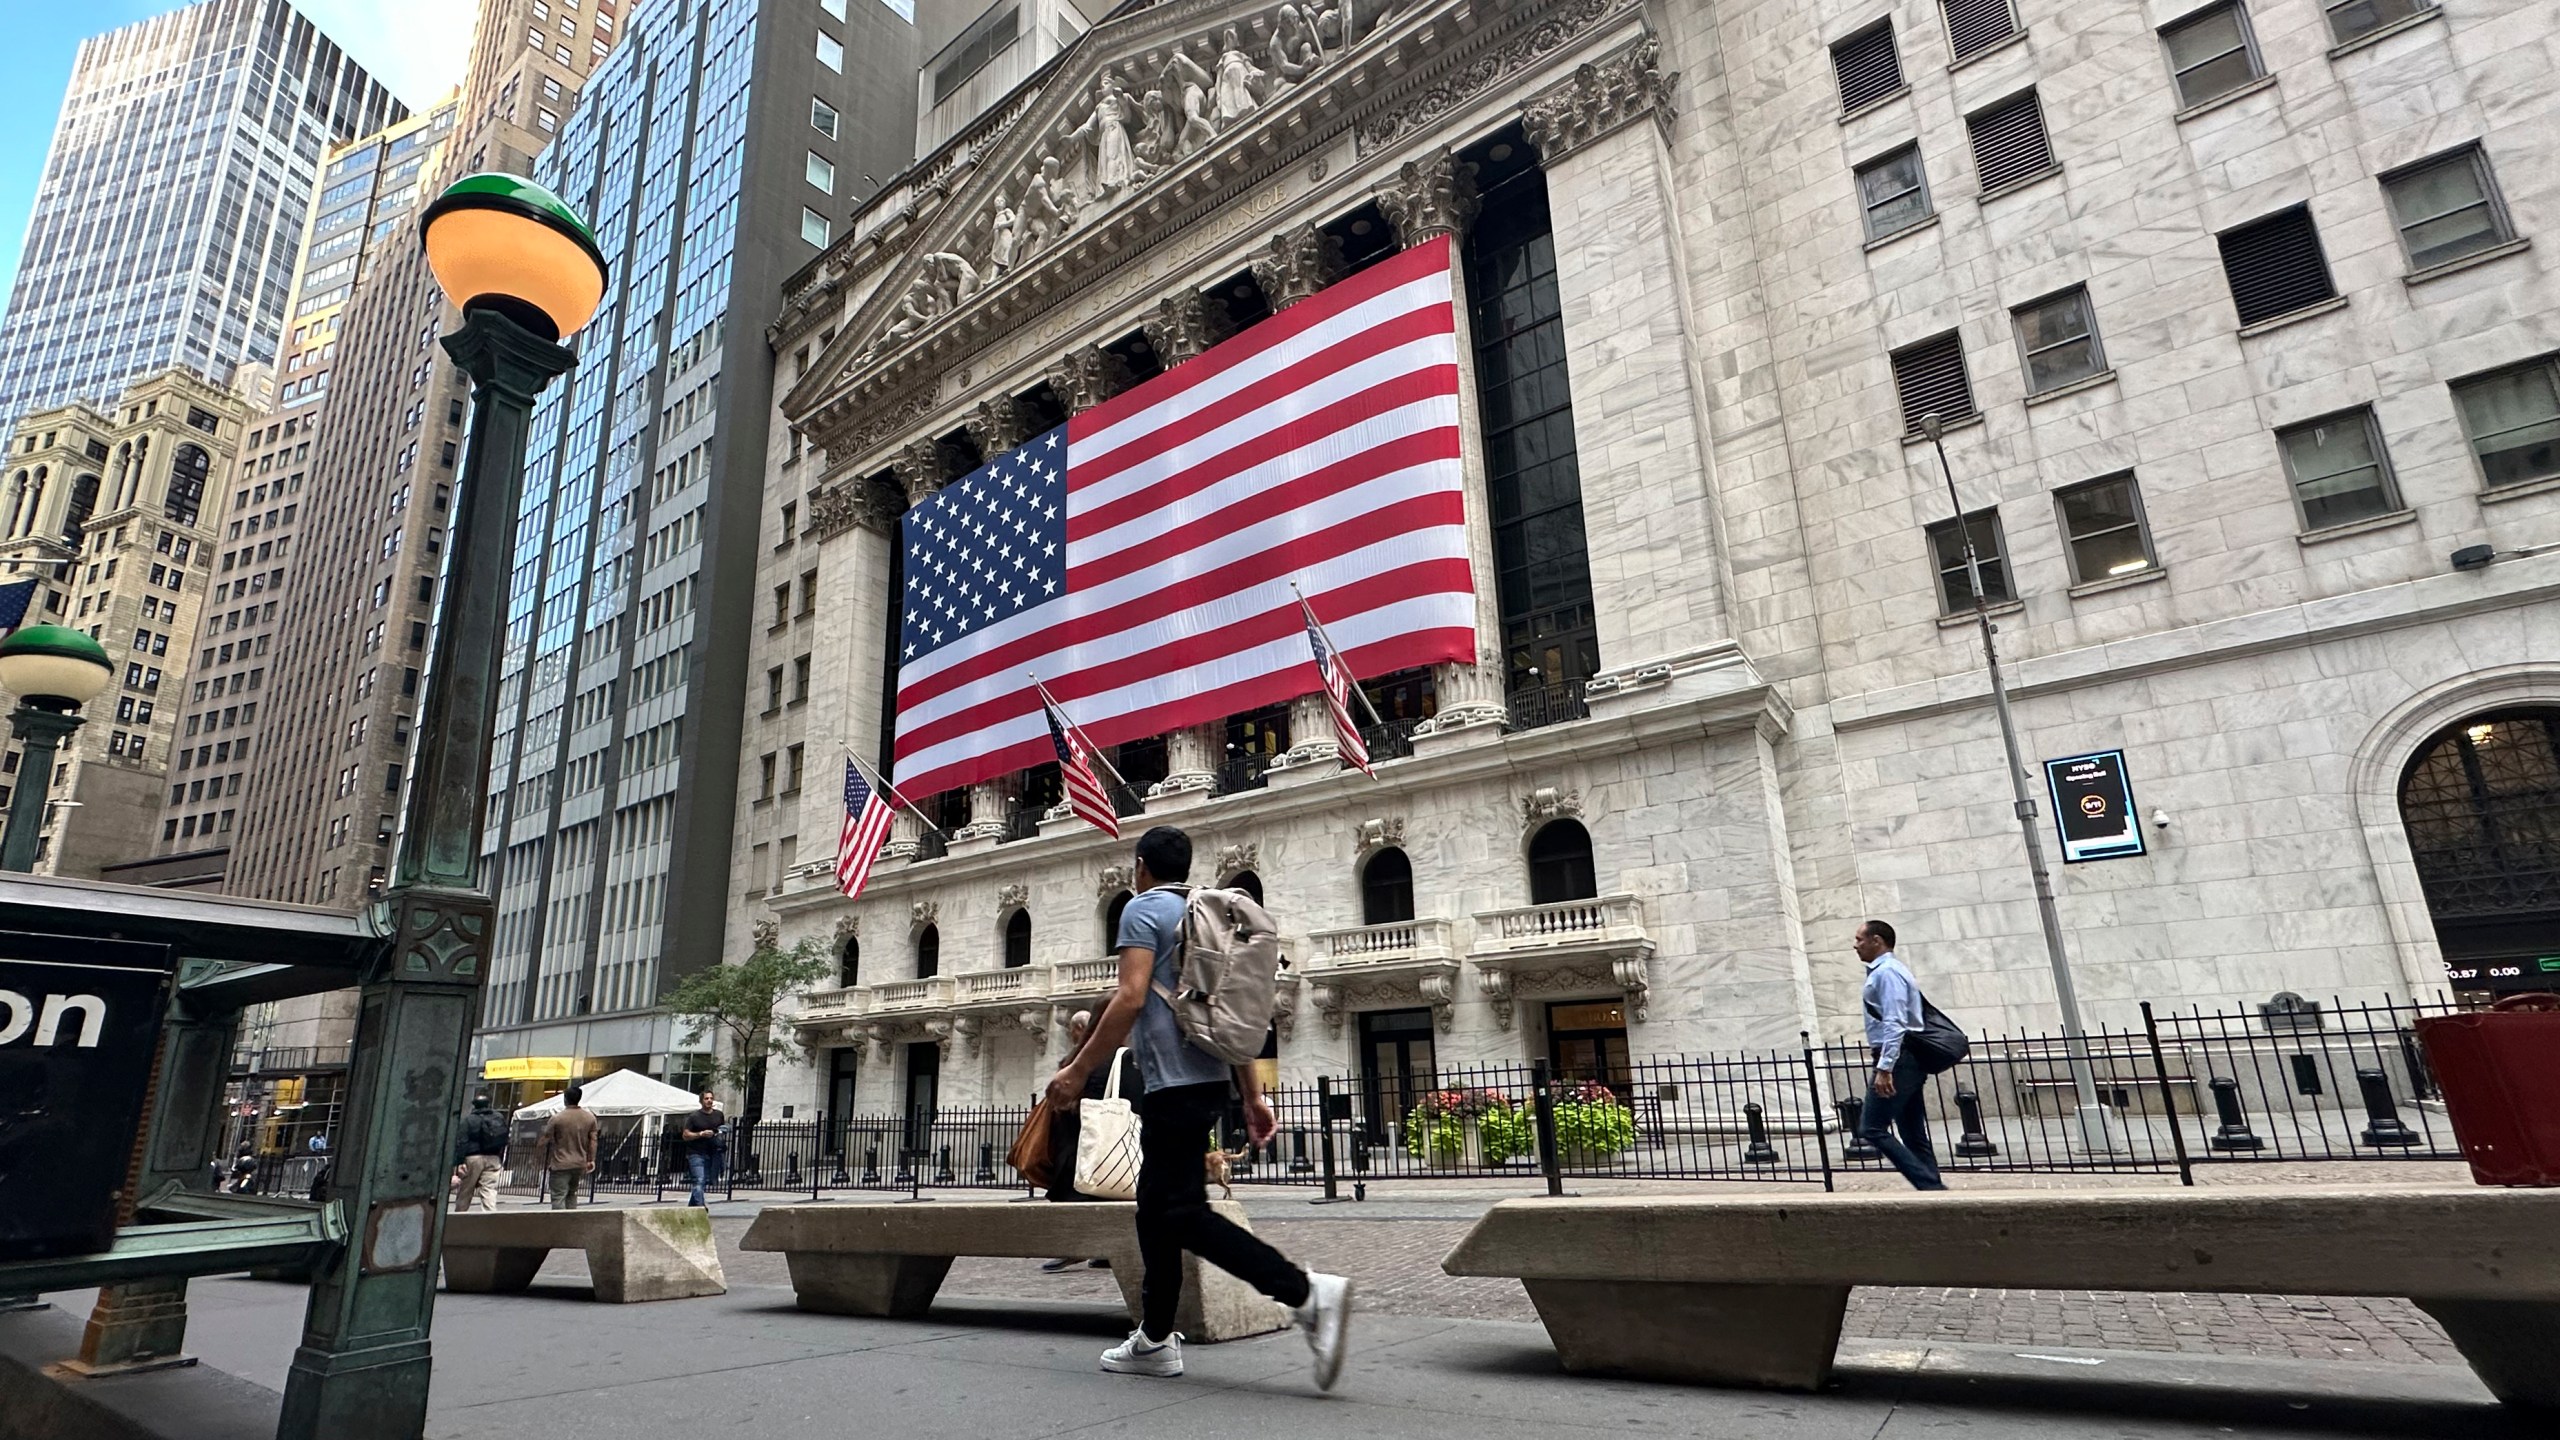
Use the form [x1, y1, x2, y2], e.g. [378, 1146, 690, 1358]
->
[783, 0, 1635, 460]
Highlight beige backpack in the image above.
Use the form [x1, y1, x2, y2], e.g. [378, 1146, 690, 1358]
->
[1148, 885, 1283, 1065]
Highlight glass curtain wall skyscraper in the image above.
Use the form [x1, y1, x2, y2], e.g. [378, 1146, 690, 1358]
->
[0, 0, 401, 425]
[473, 0, 917, 1087]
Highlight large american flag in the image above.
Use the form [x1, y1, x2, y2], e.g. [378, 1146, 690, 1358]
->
[836, 760, 894, 900]
[892, 236, 1474, 797]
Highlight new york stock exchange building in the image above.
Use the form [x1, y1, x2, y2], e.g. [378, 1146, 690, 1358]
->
[732, 0, 2560, 1128]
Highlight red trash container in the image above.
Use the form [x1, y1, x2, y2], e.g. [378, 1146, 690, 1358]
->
[2416, 996, 2560, 1187]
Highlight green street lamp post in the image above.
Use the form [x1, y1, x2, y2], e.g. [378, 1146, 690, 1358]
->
[0, 624, 115, 873]
[276, 175, 604, 1440]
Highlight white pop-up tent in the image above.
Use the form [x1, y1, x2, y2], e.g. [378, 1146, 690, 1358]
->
[511, 1069, 704, 1118]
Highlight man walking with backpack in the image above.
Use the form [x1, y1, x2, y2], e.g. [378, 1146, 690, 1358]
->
[1046, 825, 1354, 1389]
[1856, 919, 1950, 1191]
[450, 1091, 510, 1212]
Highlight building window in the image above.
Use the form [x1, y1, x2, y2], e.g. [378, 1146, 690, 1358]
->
[2276, 407, 2402, 530]
[811, 97, 840, 139]
[1966, 90, 2055, 195]
[1889, 331, 1975, 434]
[1361, 847, 1415, 926]
[2217, 206, 2336, 327]
[801, 207, 831, 248]
[792, 654, 811, 702]
[1855, 145, 1932, 241]
[2325, 0, 2430, 46]
[2451, 356, 2560, 490]
[2054, 473, 2156, 584]
[2011, 286, 2107, 394]
[1003, 909, 1032, 969]
[1831, 22, 1904, 113]
[1941, 0, 2021, 60]
[2381, 146, 2514, 273]
[1527, 820, 1598, 906]
[2161, 2, 2263, 110]
[535, 107, 558, 133]
[805, 151, 836, 194]
[1926, 508, 2012, 614]
[915, 924, 940, 979]
[816, 32, 844, 72]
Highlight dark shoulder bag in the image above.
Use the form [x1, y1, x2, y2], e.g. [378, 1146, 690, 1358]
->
[1908, 999, 1970, 1074]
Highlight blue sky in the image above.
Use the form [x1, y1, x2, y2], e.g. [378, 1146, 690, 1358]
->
[0, 1, 480, 302]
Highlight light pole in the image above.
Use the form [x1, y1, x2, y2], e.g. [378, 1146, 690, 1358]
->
[1917, 413, 2115, 1153]
[277, 174, 604, 1440]
[0, 624, 115, 873]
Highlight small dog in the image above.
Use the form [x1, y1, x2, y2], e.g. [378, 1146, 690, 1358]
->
[1204, 1147, 1248, 1198]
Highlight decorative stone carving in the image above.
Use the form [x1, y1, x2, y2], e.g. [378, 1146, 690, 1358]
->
[808, 476, 900, 540]
[1046, 344, 1132, 414]
[967, 394, 1029, 456]
[1216, 843, 1260, 878]
[1270, 6, 1323, 85]
[995, 882, 1030, 913]
[1522, 787, 1583, 825]
[1016, 1008, 1049, 1034]
[1357, 0, 1614, 155]
[1096, 864, 1132, 897]
[834, 914, 860, 942]
[751, 918, 779, 953]
[1021, 154, 1074, 255]
[1250, 223, 1344, 311]
[1309, 981, 1344, 1038]
[1143, 290, 1226, 368]
[924, 1016, 956, 1043]
[1207, 27, 1271, 128]
[909, 900, 940, 933]
[1271, 969, 1300, 1042]
[953, 1015, 983, 1056]
[987, 190, 1020, 278]
[895, 436, 944, 505]
[1377, 149, 1481, 247]
[1613, 956, 1651, 1024]
[1354, 817, 1406, 856]
[1418, 970, 1457, 1032]
[1068, 74, 1141, 197]
[1521, 33, 1676, 165]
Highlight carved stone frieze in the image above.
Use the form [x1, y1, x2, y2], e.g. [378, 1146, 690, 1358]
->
[1357, 0, 1618, 155]
[1522, 787, 1583, 826]
[834, 914, 860, 942]
[1096, 864, 1132, 898]
[1354, 817, 1406, 856]
[1216, 842, 1260, 879]
[910, 900, 940, 933]
[1249, 222, 1344, 312]
[996, 882, 1030, 913]
[1047, 343, 1133, 415]
[1376, 149, 1480, 246]
[752, 918, 779, 952]
[844, 390, 938, 460]
[1520, 33, 1674, 165]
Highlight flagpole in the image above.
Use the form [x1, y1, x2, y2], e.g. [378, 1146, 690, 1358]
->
[1290, 581, 1388, 729]
[1027, 673, 1130, 788]
[841, 744, 938, 830]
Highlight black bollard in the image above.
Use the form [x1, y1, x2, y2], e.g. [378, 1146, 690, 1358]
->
[892, 1148, 914, 1186]
[1289, 1126, 1313, 1174]
[2206, 1077, 2263, 1152]
[976, 1141, 996, 1184]
[1836, 1097, 1879, 1161]
[2355, 1067, 2419, 1147]
[1742, 1101, 1779, 1165]
[862, 1145, 882, 1185]
[934, 1145, 957, 1184]
[787, 1152, 803, 1187]
[1954, 1086, 1999, 1158]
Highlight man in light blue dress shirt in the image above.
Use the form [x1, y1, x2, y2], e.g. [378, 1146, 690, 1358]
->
[1856, 919, 1947, 1190]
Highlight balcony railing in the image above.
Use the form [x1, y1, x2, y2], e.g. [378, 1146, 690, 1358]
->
[1505, 681, 1588, 733]
[869, 978, 955, 1012]
[1050, 957, 1122, 996]
[1359, 718, 1420, 762]
[1212, 754, 1273, 796]
[1305, 917, 1458, 969]
[955, 967, 1047, 1005]
[1110, 781, 1148, 818]
[911, 828, 949, 861]
[797, 986, 870, 1023]
[998, 805, 1040, 843]
[1474, 894, 1647, 953]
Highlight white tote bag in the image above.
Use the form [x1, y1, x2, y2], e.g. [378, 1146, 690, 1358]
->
[1075, 1047, 1143, 1201]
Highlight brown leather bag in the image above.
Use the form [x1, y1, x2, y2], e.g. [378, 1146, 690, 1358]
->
[1006, 1097, 1056, 1188]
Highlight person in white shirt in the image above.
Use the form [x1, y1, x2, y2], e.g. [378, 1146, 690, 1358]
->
[1856, 919, 1947, 1190]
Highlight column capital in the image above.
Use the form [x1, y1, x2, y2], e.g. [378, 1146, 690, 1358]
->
[1521, 33, 1676, 166]
[808, 476, 902, 541]
[966, 394, 1030, 456]
[1250, 222, 1346, 312]
[894, 437, 943, 505]
[1378, 148, 1481, 248]
[1046, 344, 1132, 415]
[1143, 290, 1229, 368]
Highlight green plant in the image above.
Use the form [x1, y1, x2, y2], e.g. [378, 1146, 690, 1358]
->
[1475, 1101, 1533, 1164]
[662, 936, 832, 1119]
[1403, 1087, 1527, 1164]
[1552, 1095, 1636, 1156]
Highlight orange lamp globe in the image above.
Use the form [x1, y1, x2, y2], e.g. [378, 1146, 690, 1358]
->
[418, 174, 608, 343]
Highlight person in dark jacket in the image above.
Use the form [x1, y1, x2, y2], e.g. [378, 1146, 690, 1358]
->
[450, 1092, 510, 1212]
[1039, 1010, 1138, 1272]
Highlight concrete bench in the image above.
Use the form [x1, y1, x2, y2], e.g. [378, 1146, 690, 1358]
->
[441, 1207, 725, 1303]
[1441, 1187, 2560, 1409]
[739, 1201, 1288, 1342]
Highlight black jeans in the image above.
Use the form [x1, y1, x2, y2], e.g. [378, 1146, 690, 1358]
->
[1136, 1081, 1309, 1339]
[1858, 1053, 1945, 1190]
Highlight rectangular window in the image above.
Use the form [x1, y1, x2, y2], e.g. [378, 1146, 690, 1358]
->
[2217, 205, 2337, 326]
[2011, 286, 2107, 394]
[2161, 2, 2263, 110]
[535, 108, 558, 133]
[1926, 508, 2012, 614]
[2451, 355, 2560, 490]
[1889, 331, 1976, 434]
[2324, 0, 2430, 45]
[785, 744, 806, 794]
[2054, 473, 2156, 583]
[766, 667, 784, 712]
[1831, 22, 1904, 113]
[792, 655, 811, 702]
[2381, 146, 2513, 272]
[1942, 0, 2021, 59]
[806, 151, 836, 194]
[1967, 90, 2055, 194]
[816, 32, 844, 71]
[1855, 145, 1932, 241]
[811, 97, 840, 139]
[801, 207, 831, 248]
[2276, 407, 2402, 530]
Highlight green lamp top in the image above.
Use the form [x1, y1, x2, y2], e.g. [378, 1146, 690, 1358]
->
[421, 173, 605, 262]
[0, 624, 112, 668]
[418, 173, 609, 342]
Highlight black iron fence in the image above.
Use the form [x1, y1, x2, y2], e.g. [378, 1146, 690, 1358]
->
[499, 998, 2463, 1201]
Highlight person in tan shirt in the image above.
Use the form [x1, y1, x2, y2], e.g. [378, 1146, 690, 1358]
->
[532, 1084, 599, 1210]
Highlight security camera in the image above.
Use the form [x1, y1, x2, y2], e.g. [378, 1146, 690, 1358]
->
[2150, 812, 2172, 828]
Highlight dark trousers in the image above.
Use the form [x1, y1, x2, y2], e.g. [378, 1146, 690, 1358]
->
[1858, 1054, 1945, 1190]
[1136, 1081, 1309, 1339]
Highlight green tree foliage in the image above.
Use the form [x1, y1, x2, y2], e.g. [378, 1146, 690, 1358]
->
[662, 936, 830, 1115]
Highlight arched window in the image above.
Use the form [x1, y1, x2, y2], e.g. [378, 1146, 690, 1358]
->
[1361, 847, 1414, 925]
[2399, 708, 2560, 992]
[1528, 820, 1597, 905]
[838, 935, 860, 988]
[165, 443, 209, 526]
[915, 924, 940, 979]
[1228, 870, 1264, 905]
[61, 472, 100, 543]
[1103, 889, 1131, 951]
[1003, 909, 1032, 968]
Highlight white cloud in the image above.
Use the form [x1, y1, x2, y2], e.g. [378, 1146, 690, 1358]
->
[296, 0, 482, 110]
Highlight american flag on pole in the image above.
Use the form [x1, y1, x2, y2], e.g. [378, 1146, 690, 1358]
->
[1041, 690, 1121, 838]
[1300, 595, 1373, 777]
[836, 759, 894, 900]
[891, 237, 1474, 798]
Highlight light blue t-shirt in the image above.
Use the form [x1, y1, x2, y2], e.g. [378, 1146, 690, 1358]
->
[1118, 886, 1232, 1094]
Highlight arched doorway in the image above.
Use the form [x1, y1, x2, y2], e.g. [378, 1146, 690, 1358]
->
[2397, 707, 2560, 993]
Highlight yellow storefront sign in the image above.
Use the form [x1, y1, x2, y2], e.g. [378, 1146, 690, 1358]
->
[482, 1057, 576, 1081]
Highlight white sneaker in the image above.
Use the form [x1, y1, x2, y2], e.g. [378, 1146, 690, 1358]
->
[1100, 1327, 1184, 1377]
[1293, 1272, 1353, 1391]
